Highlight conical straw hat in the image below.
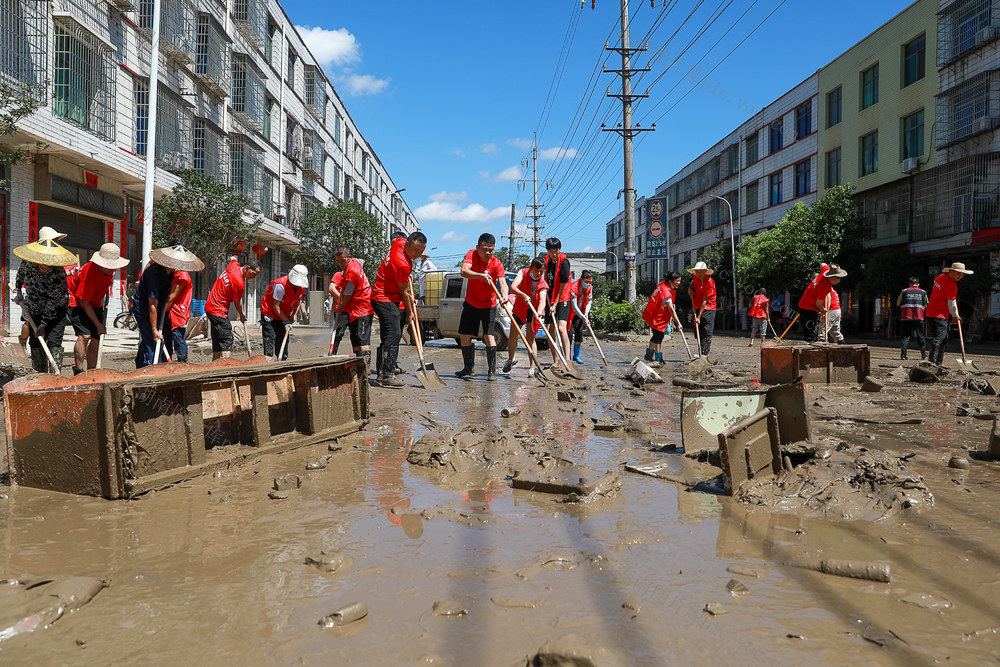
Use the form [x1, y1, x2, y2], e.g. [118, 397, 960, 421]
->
[91, 243, 130, 270]
[13, 238, 78, 267]
[149, 244, 205, 271]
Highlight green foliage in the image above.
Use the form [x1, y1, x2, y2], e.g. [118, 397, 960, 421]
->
[591, 296, 645, 333]
[496, 248, 532, 270]
[152, 170, 262, 269]
[735, 185, 866, 293]
[592, 276, 625, 303]
[0, 82, 46, 190]
[295, 198, 388, 281]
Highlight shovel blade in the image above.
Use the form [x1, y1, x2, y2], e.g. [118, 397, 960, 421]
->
[415, 361, 447, 390]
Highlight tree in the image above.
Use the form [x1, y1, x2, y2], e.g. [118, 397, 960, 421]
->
[0, 82, 46, 190]
[497, 249, 532, 270]
[295, 198, 388, 281]
[152, 170, 263, 269]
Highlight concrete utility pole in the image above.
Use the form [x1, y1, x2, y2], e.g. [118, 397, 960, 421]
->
[503, 203, 516, 265]
[141, 0, 162, 267]
[519, 133, 550, 257]
[601, 0, 652, 304]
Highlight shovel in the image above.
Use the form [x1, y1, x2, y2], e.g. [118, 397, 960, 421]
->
[584, 318, 608, 367]
[407, 279, 446, 390]
[524, 298, 585, 380]
[22, 310, 59, 374]
[96, 333, 105, 369]
[767, 312, 800, 347]
[956, 318, 979, 370]
[671, 311, 695, 361]
[243, 320, 253, 358]
[487, 280, 550, 384]
[693, 315, 703, 357]
[277, 322, 292, 361]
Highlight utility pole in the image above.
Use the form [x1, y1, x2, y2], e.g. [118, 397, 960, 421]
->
[519, 132, 550, 257]
[141, 0, 163, 267]
[503, 203, 516, 265]
[601, 0, 653, 303]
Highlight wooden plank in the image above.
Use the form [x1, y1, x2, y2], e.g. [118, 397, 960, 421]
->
[251, 377, 270, 448]
[184, 384, 206, 465]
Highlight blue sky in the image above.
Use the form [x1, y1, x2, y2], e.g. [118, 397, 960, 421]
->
[280, 0, 915, 267]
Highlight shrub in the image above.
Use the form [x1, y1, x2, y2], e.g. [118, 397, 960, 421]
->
[591, 296, 645, 333]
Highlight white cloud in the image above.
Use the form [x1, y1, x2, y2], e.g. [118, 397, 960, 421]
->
[429, 191, 468, 203]
[451, 148, 466, 158]
[343, 74, 390, 96]
[582, 245, 603, 252]
[480, 142, 498, 154]
[477, 169, 491, 179]
[414, 201, 511, 224]
[539, 147, 577, 160]
[494, 165, 521, 182]
[296, 26, 360, 69]
[440, 231, 470, 243]
[508, 137, 532, 150]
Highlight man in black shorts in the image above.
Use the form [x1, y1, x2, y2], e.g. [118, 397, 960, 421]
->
[456, 233, 508, 381]
[543, 237, 572, 368]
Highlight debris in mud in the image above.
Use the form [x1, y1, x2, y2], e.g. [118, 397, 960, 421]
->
[589, 417, 624, 432]
[306, 455, 333, 470]
[626, 358, 663, 384]
[491, 597, 538, 609]
[305, 551, 354, 575]
[525, 633, 625, 667]
[860, 376, 883, 392]
[431, 600, 467, 617]
[267, 490, 289, 500]
[407, 424, 565, 480]
[726, 579, 750, 599]
[898, 592, 952, 610]
[319, 601, 368, 627]
[557, 390, 587, 403]
[948, 456, 970, 470]
[0, 362, 33, 389]
[327, 443, 343, 453]
[909, 361, 948, 383]
[785, 558, 891, 583]
[511, 470, 620, 501]
[727, 565, 761, 579]
[703, 602, 729, 617]
[273, 474, 301, 491]
[888, 366, 909, 382]
[0, 577, 108, 641]
[962, 377, 1000, 395]
[990, 418, 1000, 458]
[500, 406, 518, 418]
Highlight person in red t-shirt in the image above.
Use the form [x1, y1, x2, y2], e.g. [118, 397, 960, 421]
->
[643, 272, 683, 362]
[260, 264, 309, 361]
[331, 246, 374, 368]
[205, 257, 261, 359]
[543, 237, 572, 368]
[456, 232, 509, 381]
[164, 270, 193, 363]
[686, 261, 717, 356]
[797, 263, 846, 343]
[326, 270, 348, 354]
[926, 262, 972, 365]
[567, 270, 594, 363]
[746, 289, 771, 346]
[69, 243, 130, 374]
[371, 231, 427, 388]
[504, 257, 548, 379]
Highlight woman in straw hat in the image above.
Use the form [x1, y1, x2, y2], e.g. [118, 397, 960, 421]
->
[132, 244, 204, 368]
[260, 264, 309, 361]
[69, 243, 130, 374]
[925, 262, 972, 366]
[686, 261, 717, 356]
[13, 232, 78, 373]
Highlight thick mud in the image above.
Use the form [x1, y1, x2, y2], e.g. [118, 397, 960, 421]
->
[2, 328, 1000, 663]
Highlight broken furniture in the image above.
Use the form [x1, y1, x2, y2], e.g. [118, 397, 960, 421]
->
[761, 344, 870, 384]
[3, 357, 369, 498]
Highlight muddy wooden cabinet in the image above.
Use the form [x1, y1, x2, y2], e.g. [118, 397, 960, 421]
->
[761, 344, 870, 384]
[3, 357, 369, 498]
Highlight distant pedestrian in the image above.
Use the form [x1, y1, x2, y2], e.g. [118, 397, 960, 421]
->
[897, 277, 928, 360]
[687, 261, 717, 356]
[260, 265, 308, 361]
[456, 233, 508, 381]
[643, 272, 683, 362]
[747, 288, 770, 346]
[567, 270, 594, 363]
[371, 231, 427, 387]
[505, 257, 548, 380]
[417, 254, 438, 303]
[925, 262, 972, 366]
[69, 243, 130, 373]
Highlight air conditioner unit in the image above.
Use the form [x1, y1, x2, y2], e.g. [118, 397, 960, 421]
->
[902, 157, 919, 174]
[976, 26, 1000, 44]
[972, 117, 993, 133]
[288, 147, 301, 163]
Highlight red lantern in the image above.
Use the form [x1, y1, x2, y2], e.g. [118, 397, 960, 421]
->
[236, 239, 248, 252]
[252, 243, 268, 258]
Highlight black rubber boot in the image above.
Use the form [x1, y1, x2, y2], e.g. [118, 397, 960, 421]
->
[455, 345, 474, 378]
[72, 366, 84, 376]
[378, 344, 404, 388]
[375, 345, 383, 376]
[920, 348, 926, 360]
[360, 350, 371, 373]
[486, 346, 497, 382]
[177, 355, 188, 363]
[901, 345, 907, 360]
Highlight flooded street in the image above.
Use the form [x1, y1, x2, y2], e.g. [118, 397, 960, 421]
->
[3, 327, 1000, 664]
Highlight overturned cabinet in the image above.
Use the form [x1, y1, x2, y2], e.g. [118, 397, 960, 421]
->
[4, 357, 369, 498]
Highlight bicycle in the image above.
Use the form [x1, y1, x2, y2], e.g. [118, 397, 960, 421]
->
[113, 282, 138, 331]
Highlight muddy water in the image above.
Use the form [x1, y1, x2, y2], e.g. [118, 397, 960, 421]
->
[3, 329, 1000, 663]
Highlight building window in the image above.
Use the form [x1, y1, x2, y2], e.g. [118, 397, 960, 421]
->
[745, 132, 759, 165]
[745, 181, 759, 214]
[794, 160, 811, 197]
[684, 212, 691, 236]
[53, 19, 115, 141]
[902, 110, 924, 159]
[825, 148, 841, 188]
[860, 131, 878, 176]
[334, 114, 342, 146]
[134, 78, 192, 172]
[903, 34, 925, 87]
[231, 0, 266, 47]
[304, 65, 326, 123]
[265, 18, 276, 64]
[769, 120, 783, 153]
[696, 207, 704, 232]
[861, 63, 879, 109]
[195, 13, 231, 98]
[0, 0, 47, 94]
[939, 0, 996, 63]
[795, 103, 811, 139]
[826, 87, 842, 128]
[287, 47, 296, 89]
[261, 170, 275, 218]
[938, 71, 994, 146]
[232, 53, 265, 131]
[263, 97, 275, 141]
[769, 172, 782, 206]
[193, 118, 227, 182]
[230, 133, 262, 202]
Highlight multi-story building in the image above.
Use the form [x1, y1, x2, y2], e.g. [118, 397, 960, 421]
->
[1, 0, 416, 327]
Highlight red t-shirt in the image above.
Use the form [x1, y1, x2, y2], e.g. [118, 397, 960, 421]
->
[569, 279, 593, 311]
[66, 264, 81, 308]
[690, 276, 717, 311]
[462, 249, 505, 309]
[511, 268, 549, 321]
[340, 258, 374, 321]
[797, 264, 832, 312]
[643, 282, 675, 332]
[205, 259, 245, 317]
[372, 238, 412, 303]
[747, 294, 769, 319]
[72, 261, 114, 308]
[330, 272, 344, 312]
[169, 270, 193, 329]
[829, 288, 841, 310]
[925, 273, 958, 319]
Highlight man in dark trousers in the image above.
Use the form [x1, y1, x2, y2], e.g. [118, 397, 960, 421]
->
[371, 231, 426, 388]
[543, 237, 572, 368]
[926, 262, 972, 366]
[897, 276, 928, 360]
[455, 233, 508, 381]
[687, 261, 717, 356]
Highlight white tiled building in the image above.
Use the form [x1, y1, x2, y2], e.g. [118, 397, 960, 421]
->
[2, 0, 416, 327]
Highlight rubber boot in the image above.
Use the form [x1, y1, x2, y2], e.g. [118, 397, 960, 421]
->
[72, 366, 84, 376]
[655, 352, 663, 362]
[29, 346, 45, 373]
[572, 344, 582, 363]
[51, 347, 64, 373]
[486, 346, 497, 382]
[360, 350, 371, 373]
[920, 348, 926, 360]
[177, 355, 188, 364]
[900, 345, 907, 360]
[378, 344, 404, 388]
[375, 345, 383, 376]
[644, 348, 654, 362]
[455, 345, 475, 378]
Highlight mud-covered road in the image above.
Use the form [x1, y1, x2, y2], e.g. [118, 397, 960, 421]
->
[2, 327, 1000, 664]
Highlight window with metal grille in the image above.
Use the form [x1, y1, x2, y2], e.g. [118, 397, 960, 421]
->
[745, 181, 759, 214]
[902, 110, 924, 159]
[745, 132, 758, 165]
[304, 65, 326, 122]
[794, 159, 811, 197]
[696, 207, 704, 232]
[769, 120, 782, 154]
[860, 131, 878, 176]
[231, 53, 265, 131]
[827, 87, 842, 127]
[138, 0, 196, 64]
[938, 0, 997, 65]
[334, 114, 342, 146]
[134, 78, 193, 172]
[287, 47, 296, 90]
[861, 64, 879, 109]
[330, 164, 341, 199]
[195, 13, 231, 98]
[260, 170, 275, 217]
[769, 172, 782, 205]
[265, 18, 276, 65]
[232, 0, 265, 48]
[826, 148, 841, 188]
[0, 0, 46, 97]
[937, 72, 997, 146]
[230, 133, 262, 203]
[53, 18, 115, 141]
[795, 103, 811, 139]
[903, 34, 925, 87]
[193, 118, 227, 182]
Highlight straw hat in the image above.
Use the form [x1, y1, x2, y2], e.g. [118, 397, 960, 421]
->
[826, 264, 848, 278]
[687, 261, 714, 275]
[149, 244, 205, 272]
[943, 262, 973, 274]
[91, 243, 130, 270]
[288, 264, 309, 288]
[37, 226, 67, 242]
[13, 238, 78, 267]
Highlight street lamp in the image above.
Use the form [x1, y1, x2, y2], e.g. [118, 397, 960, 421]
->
[607, 250, 620, 281]
[711, 195, 738, 330]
